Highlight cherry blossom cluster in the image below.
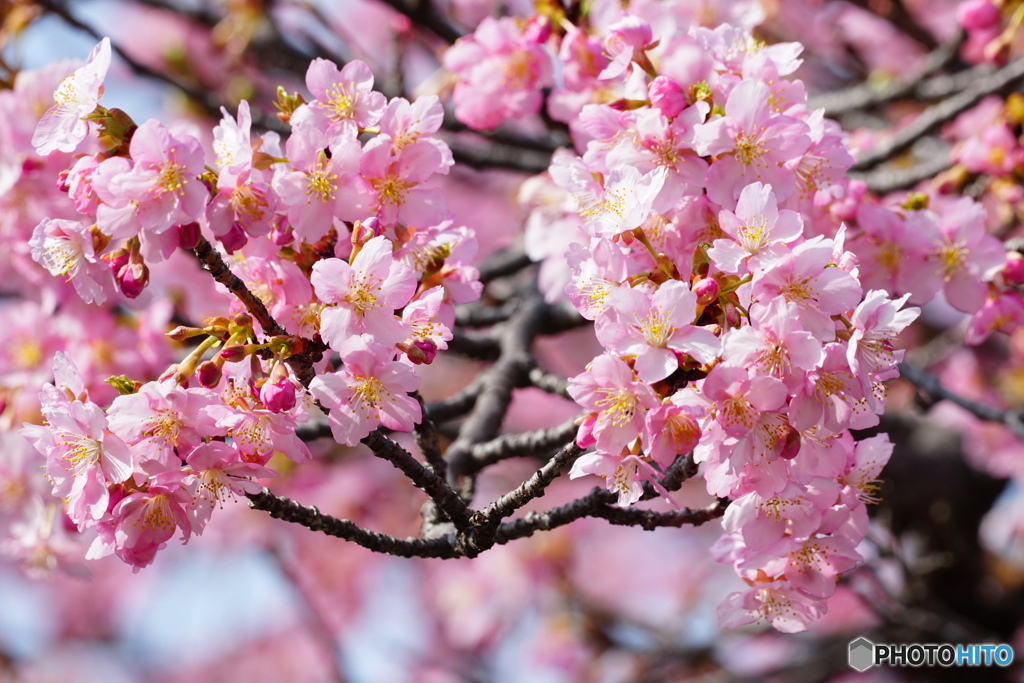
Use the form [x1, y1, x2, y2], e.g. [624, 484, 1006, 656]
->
[452, 14, 1011, 631]
[18, 40, 479, 571]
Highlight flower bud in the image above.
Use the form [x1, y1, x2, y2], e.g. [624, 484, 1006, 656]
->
[693, 277, 720, 306]
[219, 344, 251, 362]
[260, 364, 296, 413]
[219, 222, 248, 254]
[106, 248, 130, 276]
[117, 260, 149, 299]
[196, 360, 223, 388]
[957, 0, 1001, 31]
[523, 16, 551, 44]
[271, 217, 293, 246]
[177, 221, 201, 250]
[648, 76, 686, 118]
[1004, 251, 1024, 284]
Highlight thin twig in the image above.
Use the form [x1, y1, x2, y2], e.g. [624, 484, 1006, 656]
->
[898, 362, 1024, 440]
[466, 418, 581, 472]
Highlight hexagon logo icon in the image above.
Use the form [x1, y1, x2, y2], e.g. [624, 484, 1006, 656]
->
[849, 637, 875, 672]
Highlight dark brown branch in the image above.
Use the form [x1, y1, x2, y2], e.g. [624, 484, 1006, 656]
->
[852, 153, 953, 194]
[494, 490, 728, 543]
[466, 418, 580, 472]
[527, 366, 571, 400]
[851, 57, 1024, 171]
[477, 442, 585, 524]
[476, 244, 534, 284]
[809, 29, 964, 115]
[445, 291, 549, 490]
[247, 488, 457, 558]
[362, 429, 472, 529]
[898, 362, 1024, 440]
[412, 391, 446, 478]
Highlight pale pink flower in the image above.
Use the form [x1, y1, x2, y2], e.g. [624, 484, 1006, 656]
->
[443, 16, 553, 130]
[311, 235, 417, 350]
[699, 364, 788, 438]
[94, 120, 208, 247]
[708, 182, 803, 274]
[356, 134, 449, 229]
[927, 197, 1006, 313]
[299, 59, 386, 138]
[966, 292, 1024, 345]
[184, 441, 275, 530]
[719, 580, 827, 633]
[599, 14, 653, 80]
[32, 37, 111, 155]
[723, 298, 823, 391]
[21, 398, 133, 527]
[106, 379, 225, 472]
[693, 80, 810, 207]
[567, 354, 659, 453]
[847, 290, 919, 389]
[751, 235, 863, 341]
[272, 126, 364, 244]
[568, 450, 649, 506]
[29, 217, 115, 304]
[401, 286, 453, 351]
[596, 280, 720, 382]
[205, 365, 312, 464]
[108, 470, 192, 571]
[308, 335, 422, 446]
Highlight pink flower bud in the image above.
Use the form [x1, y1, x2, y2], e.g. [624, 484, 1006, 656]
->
[1004, 252, 1024, 284]
[219, 223, 248, 254]
[399, 339, 438, 365]
[693, 277, 720, 306]
[117, 261, 149, 299]
[271, 218, 293, 246]
[106, 249, 130, 275]
[196, 360, 222, 388]
[178, 221, 201, 250]
[523, 16, 551, 44]
[648, 76, 686, 118]
[957, 0, 1000, 31]
[260, 367, 296, 413]
[219, 344, 250, 362]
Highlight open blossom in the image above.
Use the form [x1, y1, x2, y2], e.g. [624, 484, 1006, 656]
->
[21, 397, 133, 527]
[312, 235, 417, 350]
[568, 354, 659, 453]
[719, 579, 827, 633]
[102, 470, 193, 571]
[550, 151, 667, 238]
[694, 80, 810, 207]
[185, 441, 275, 530]
[295, 59, 386, 138]
[32, 37, 111, 155]
[29, 217, 115, 304]
[272, 126, 364, 243]
[443, 16, 553, 130]
[94, 119, 208, 244]
[596, 280, 721, 383]
[708, 182, 803, 274]
[106, 379, 225, 472]
[569, 451, 649, 506]
[308, 336, 422, 446]
[846, 290, 919, 388]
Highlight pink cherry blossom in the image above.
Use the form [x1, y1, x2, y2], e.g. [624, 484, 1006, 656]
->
[307, 335, 422, 446]
[32, 37, 111, 155]
[596, 280, 721, 382]
[708, 181, 804, 274]
[106, 379, 225, 472]
[299, 59, 386, 138]
[567, 354, 659, 453]
[311, 235, 417, 350]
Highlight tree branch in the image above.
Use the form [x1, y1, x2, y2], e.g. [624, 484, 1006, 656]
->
[851, 57, 1024, 171]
